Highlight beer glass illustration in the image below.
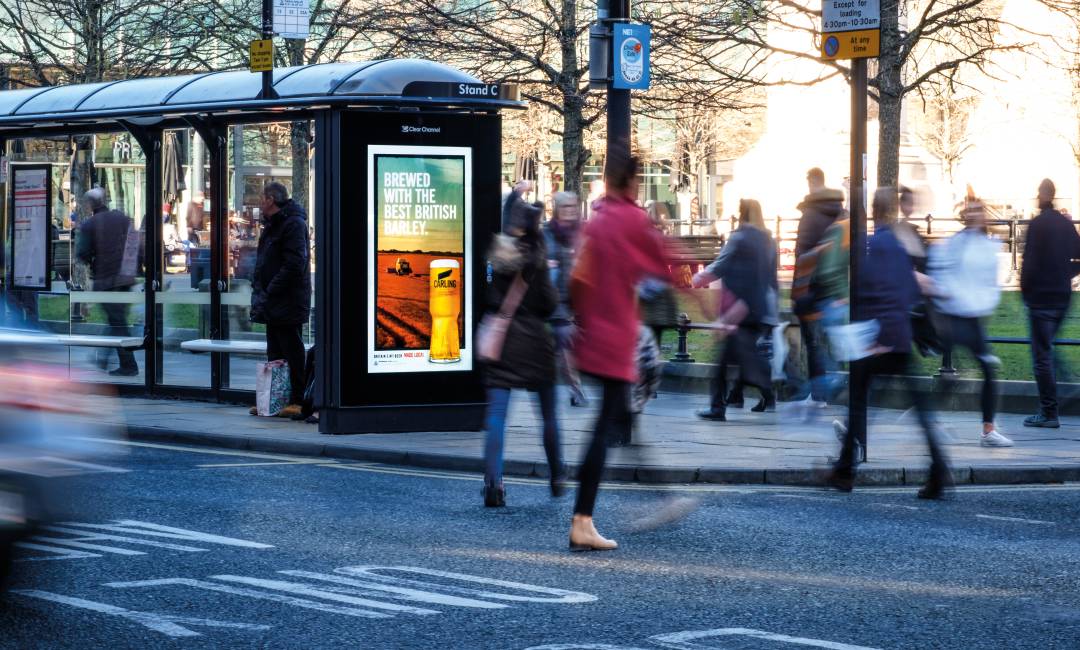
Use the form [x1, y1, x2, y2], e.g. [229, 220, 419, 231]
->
[429, 259, 462, 363]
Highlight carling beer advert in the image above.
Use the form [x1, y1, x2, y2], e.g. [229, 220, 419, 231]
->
[366, 146, 473, 373]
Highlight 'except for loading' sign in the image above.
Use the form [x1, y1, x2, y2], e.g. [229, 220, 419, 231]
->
[820, 0, 880, 60]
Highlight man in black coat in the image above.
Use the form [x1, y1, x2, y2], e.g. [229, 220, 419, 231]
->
[76, 188, 140, 376]
[251, 182, 311, 418]
[1020, 179, 1080, 428]
[793, 168, 845, 405]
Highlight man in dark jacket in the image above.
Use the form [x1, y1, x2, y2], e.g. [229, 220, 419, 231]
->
[251, 182, 311, 418]
[1020, 179, 1080, 428]
[794, 168, 845, 405]
[829, 188, 950, 500]
[76, 188, 140, 376]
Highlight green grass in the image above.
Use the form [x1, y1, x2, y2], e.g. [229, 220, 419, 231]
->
[38, 295, 266, 333]
[659, 291, 1080, 382]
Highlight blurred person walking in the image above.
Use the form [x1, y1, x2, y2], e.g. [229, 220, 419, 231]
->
[928, 198, 1012, 446]
[249, 182, 311, 419]
[693, 199, 778, 421]
[543, 192, 588, 407]
[793, 168, 845, 408]
[568, 153, 669, 551]
[76, 188, 140, 376]
[1020, 179, 1080, 428]
[481, 196, 564, 508]
[503, 179, 535, 231]
[828, 188, 951, 499]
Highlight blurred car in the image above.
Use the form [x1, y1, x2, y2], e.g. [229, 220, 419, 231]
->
[0, 329, 124, 590]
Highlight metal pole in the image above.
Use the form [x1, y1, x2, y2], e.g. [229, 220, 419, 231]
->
[849, 58, 868, 463]
[605, 0, 631, 166]
[261, 0, 278, 100]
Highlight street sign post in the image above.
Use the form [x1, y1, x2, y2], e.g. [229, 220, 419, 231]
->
[820, 0, 880, 60]
[249, 39, 273, 73]
[820, 0, 880, 461]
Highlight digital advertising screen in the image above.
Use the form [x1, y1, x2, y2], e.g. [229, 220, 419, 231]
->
[11, 165, 51, 290]
[366, 145, 473, 373]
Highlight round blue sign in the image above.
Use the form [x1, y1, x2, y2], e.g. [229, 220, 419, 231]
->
[824, 35, 840, 57]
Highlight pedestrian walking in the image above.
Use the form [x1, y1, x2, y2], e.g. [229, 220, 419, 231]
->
[928, 198, 1012, 447]
[693, 198, 778, 421]
[543, 191, 588, 407]
[793, 168, 845, 408]
[828, 188, 951, 499]
[502, 179, 535, 231]
[249, 182, 311, 419]
[75, 188, 140, 377]
[568, 153, 670, 551]
[481, 196, 564, 508]
[1020, 178, 1080, 428]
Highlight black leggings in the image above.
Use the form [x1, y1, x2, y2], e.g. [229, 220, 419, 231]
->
[940, 315, 996, 423]
[574, 376, 631, 517]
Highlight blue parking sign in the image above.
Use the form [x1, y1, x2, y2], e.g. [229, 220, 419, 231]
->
[612, 23, 650, 90]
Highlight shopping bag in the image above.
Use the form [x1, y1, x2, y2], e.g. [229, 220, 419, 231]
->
[631, 325, 663, 415]
[255, 359, 291, 416]
[826, 320, 881, 362]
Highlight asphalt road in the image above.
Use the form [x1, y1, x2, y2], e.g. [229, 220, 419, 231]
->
[2, 439, 1079, 649]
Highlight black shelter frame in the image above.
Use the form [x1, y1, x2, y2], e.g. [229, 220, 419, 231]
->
[0, 61, 521, 418]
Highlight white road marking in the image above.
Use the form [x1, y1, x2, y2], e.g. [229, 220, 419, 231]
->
[279, 570, 508, 609]
[14, 542, 100, 561]
[25, 536, 146, 556]
[650, 627, 881, 650]
[12, 590, 271, 638]
[210, 575, 441, 615]
[198, 460, 338, 468]
[525, 645, 651, 650]
[59, 520, 274, 549]
[772, 494, 837, 502]
[37, 456, 130, 473]
[78, 437, 330, 463]
[335, 566, 598, 604]
[975, 514, 1055, 525]
[873, 503, 921, 511]
[41, 525, 210, 552]
[104, 578, 393, 619]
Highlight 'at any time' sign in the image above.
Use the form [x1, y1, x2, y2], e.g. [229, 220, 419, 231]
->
[820, 0, 880, 60]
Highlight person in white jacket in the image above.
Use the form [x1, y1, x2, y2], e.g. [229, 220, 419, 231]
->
[928, 199, 1013, 447]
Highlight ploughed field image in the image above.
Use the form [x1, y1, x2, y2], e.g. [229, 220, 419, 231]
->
[375, 252, 464, 350]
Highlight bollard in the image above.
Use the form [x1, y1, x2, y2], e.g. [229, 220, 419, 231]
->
[937, 348, 956, 376]
[671, 312, 695, 363]
[1010, 217, 1018, 271]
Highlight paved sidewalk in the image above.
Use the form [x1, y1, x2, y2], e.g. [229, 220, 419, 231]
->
[100, 389, 1080, 486]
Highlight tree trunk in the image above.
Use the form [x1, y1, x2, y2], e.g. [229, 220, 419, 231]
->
[561, 99, 587, 196]
[876, 0, 903, 189]
[558, 0, 586, 196]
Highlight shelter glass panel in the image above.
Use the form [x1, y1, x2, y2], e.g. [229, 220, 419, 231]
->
[156, 128, 210, 388]
[223, 121, 315, 393]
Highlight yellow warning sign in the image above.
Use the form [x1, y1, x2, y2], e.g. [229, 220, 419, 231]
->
[820, 29, 880, 60]
[249, 39, 273, 72]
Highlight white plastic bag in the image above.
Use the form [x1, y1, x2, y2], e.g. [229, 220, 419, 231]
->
[255, 359, 291, 416]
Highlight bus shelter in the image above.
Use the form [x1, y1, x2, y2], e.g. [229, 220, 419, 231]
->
[0, 60, 520, 434]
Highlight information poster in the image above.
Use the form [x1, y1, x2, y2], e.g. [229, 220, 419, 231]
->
[367, 146, 472, 373]
[11, 166, 50, 290]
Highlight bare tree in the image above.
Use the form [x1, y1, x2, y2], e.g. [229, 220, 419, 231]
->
[0, 0, 217, 86]
[914, 84, 977, 187]
[692, 0, 1077, 188]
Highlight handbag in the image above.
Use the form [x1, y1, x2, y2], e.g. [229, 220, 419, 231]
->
[255, 359, 291, 416]
[476, 274, 528, 362]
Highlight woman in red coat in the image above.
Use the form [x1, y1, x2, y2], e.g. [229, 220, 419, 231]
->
[569, 154, 670, 551]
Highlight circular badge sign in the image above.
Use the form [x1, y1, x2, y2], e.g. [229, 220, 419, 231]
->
[824, 35, 840, 57]
[620, 37, 644, 84]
